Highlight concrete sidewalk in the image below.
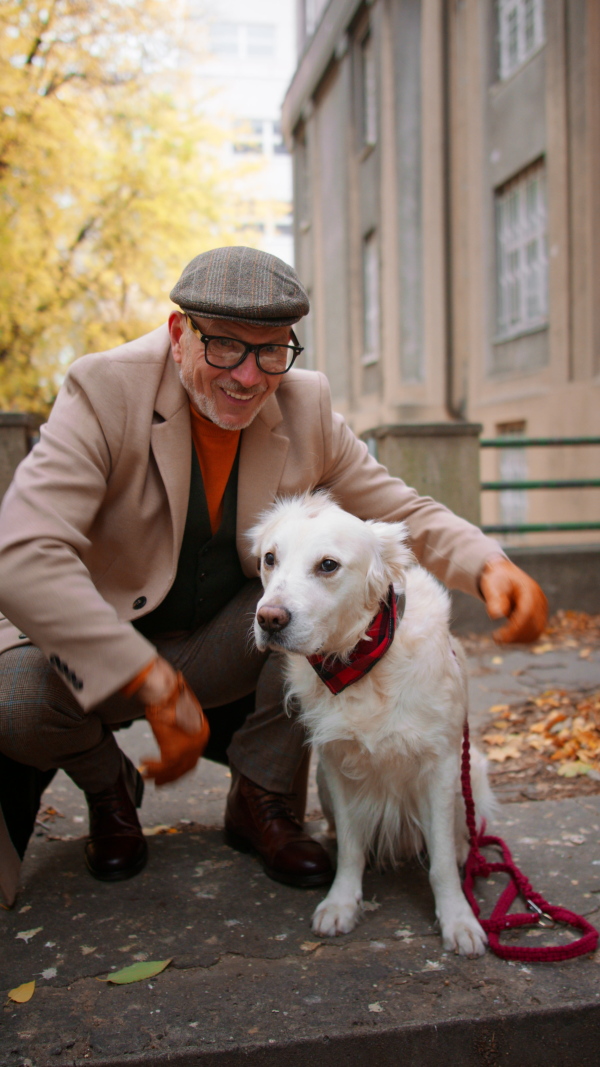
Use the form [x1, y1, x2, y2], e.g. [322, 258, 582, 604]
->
[1, 643, 599, 1067]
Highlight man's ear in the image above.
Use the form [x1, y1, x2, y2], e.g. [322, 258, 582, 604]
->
[169, 311, 185, 364]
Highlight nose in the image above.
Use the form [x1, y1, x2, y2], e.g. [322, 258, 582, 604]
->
[230, 352, 264, 389]
[257, 605, 291, 634]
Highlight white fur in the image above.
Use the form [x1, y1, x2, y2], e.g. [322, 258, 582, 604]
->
[251, 492, 495, 957]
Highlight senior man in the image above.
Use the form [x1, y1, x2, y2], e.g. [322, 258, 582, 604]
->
[0, 247, 547, 906]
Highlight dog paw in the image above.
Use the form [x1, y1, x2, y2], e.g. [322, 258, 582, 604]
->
[441, 915, 487, 957]
[312, 899, 360, 937]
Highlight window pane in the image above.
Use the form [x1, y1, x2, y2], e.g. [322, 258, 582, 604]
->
[498, 0, 545, 80]
[247, 24, 276, 59]
[362, 232, 380, 363]
[495, 160, 547, 338]
[209, 22, 238, 57]
[361, 33, 377, 147]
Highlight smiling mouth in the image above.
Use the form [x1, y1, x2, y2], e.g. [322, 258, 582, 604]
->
[219, 385, 262, 403]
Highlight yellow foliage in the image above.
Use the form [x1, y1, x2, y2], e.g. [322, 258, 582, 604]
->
[0, 0, 237, 413]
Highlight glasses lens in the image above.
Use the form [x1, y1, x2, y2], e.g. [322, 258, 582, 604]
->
[205, 337, 247, 366]
[257, 345, 295, 373]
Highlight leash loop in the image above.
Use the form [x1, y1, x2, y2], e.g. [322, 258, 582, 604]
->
[461, 721, 598, 963]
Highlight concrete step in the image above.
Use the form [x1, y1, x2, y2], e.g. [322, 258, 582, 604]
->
[2, 793, 599, 1066]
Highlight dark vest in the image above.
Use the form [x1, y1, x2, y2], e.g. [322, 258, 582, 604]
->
[134, 445, 246, 637]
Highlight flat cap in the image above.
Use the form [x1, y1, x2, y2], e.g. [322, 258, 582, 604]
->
[170, 246, 310, 327]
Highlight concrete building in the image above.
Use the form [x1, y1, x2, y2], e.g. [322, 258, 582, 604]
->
[283, 0, 600, 543]
[186, 0, 296, 265]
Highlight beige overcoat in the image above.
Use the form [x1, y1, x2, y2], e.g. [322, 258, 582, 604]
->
[0, 324, 502, 712]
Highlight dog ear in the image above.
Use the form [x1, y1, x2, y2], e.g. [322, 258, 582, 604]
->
[366, 521, 413, 598]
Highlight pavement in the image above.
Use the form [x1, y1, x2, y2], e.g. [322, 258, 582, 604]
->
[1, 641, 600, 1067]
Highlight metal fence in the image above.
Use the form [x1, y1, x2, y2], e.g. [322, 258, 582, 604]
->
[480, 437, 600, 535]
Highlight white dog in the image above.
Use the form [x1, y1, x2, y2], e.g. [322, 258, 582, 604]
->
[251, 492, 495, 957]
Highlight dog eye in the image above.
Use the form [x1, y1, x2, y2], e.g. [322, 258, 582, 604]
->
[318, 558, 339, 573]
[264, 552, 275, 567]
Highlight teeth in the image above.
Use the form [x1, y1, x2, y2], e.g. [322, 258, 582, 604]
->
[222, 388, 254, 400]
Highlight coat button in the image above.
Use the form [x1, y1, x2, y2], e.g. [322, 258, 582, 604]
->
[133, 597, 147, 610]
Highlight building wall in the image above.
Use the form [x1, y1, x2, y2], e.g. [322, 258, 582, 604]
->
[283, 0, 600, 545]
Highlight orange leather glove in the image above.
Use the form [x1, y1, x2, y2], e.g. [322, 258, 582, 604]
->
[479, 555, 548, 644]
[123, 658, 210, 786]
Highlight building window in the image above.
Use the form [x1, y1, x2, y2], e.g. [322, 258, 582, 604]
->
[209, 22, 239, 57]
[498, 0, 545, 80]
[362, 231, 380, 365]
[208, 22, 277, 61]
[272, 121, 288, 156]
[495, 161, 548, 340]
[497, 421, 528, 533]
[232, 119, 264, 154]
[247, 24, 276, 59]
[360, 31, 377, 148]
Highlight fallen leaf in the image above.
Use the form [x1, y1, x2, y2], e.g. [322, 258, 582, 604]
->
[486, 742, 522, 763]
[80, 946, 97, 955]
[8, 981, 35, 1003]
[40, 968, 57, 980]
[532, 644, 554, 655]
[16, 927, 43, 943]
[98, 959, 172, 984]
[142, 825, 178, 836]
[489, 704, 509, 714]
[362, 899, 381, 912]
[18, 905, 31, 914]
[580, 648, 592, 659]
[557, 762, 592, 778]
[300, 941, 320, 953]
[368, 1001, 384, 1013]
[491, 656, 503, 665]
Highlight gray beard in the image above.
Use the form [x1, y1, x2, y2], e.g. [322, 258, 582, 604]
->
[178, 367, 267, 431]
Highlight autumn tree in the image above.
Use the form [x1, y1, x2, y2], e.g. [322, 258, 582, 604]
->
[0, 0, 234, 412]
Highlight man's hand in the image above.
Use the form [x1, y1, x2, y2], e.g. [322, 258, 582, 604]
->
[479, 555, 548, 644]
[126, 657, 210, 786]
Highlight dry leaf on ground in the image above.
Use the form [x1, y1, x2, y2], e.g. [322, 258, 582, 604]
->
[98, 959, 172, 985]
[8, 981, 35, 1003]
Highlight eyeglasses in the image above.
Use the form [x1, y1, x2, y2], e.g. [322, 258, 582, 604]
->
[185, 315, 303, 375]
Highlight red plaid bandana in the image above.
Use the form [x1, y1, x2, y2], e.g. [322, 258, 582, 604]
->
[307, 586, 406, 695]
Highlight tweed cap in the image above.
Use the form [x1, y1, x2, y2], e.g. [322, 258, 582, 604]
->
[170, 246, 310, 327]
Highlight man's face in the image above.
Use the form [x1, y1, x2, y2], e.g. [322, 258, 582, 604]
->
[169, 312, 291, 430]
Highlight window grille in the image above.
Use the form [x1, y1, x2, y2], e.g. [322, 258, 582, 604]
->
[362, 232, 380, 365]
[495, 161, 548, 340]
[498, 0, 544, 80]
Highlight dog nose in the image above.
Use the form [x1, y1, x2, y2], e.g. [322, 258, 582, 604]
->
[257, 605, 291, 633]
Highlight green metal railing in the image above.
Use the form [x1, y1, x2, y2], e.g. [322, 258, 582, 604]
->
[480, 436, 600, 534]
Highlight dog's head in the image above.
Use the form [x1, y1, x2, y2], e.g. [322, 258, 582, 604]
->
[250, 492, 413, 656]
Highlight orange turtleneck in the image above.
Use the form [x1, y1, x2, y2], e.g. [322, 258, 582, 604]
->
[189, 405, 240, 535]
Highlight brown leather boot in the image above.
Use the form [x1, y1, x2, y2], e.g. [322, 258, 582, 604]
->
[224, 769, 333, 888]
[84, 755, 147, 882]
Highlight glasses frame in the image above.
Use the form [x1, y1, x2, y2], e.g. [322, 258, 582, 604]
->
[185, 315, 304, 375]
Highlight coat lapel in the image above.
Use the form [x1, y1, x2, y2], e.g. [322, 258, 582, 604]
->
[150, 352, 191, 569]
[237, 392, 289, 575]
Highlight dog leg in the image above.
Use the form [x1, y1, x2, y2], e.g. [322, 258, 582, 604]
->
[419, 757, 487, 957]
[312, 760, 365, 936]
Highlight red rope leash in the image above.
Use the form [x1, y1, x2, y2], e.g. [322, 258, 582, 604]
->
[461, 721, 598, 962]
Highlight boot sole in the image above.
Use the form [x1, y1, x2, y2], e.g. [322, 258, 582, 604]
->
[224, 828, 334, 888]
